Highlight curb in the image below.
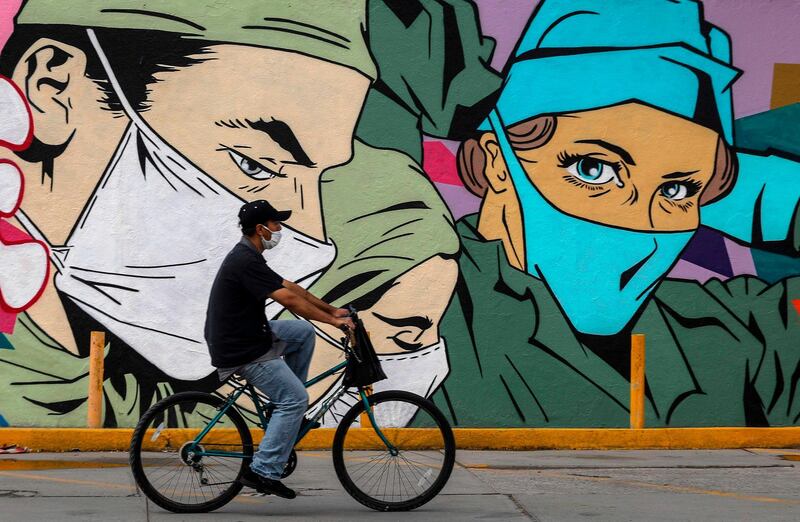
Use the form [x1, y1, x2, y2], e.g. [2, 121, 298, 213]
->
[1, 427, 800, 452]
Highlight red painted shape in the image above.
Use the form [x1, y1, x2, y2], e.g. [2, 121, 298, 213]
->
[792, 299, 800, 318]
[422, 141, 462, 186]
[0, 219, 31, 242]
[0, 308, 14, 334]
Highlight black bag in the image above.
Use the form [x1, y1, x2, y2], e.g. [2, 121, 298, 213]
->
[342, 315, 387, 387]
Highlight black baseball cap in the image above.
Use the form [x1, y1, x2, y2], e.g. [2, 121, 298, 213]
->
[238, 200, 292, 228]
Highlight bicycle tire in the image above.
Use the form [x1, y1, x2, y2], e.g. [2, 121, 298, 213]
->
[129, 391, 253, 513]
[331, 390, 455, 511]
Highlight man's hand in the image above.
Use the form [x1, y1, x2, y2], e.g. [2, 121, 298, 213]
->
[333, 308, 350, 318]
[333, 316, 355, 331]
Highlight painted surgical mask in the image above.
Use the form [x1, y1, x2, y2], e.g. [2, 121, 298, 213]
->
[15, 30, 335, 380]
[488, 110, 693, 335]
[307, 327, 448, 427]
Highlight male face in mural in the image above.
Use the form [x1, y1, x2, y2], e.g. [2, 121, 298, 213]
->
[432, 0, 800, 428]
[0, 0, 509, 427]
[0, 4, 371, 363]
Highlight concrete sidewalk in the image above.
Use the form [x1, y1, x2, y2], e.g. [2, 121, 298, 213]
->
[0, 449, 799, 521]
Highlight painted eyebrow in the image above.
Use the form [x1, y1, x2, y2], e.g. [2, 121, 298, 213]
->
[575, 139, 636, 166]
[661, 170, 699, 180]
[245, 118, 315, 168]
[372, 312, 433, 330]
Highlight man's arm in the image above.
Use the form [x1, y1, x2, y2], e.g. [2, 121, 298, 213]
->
[270, 286, 353, 329]
[282, 280, 347, 317]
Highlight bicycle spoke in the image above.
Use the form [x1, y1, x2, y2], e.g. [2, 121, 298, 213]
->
[350, 456, 387, 486]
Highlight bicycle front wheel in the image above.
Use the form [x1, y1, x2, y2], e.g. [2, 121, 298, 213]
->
[332, 390, 455, 511]
[129, 391, 253, 513]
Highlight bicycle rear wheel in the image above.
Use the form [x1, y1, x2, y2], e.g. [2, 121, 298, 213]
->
[129, 391, 253, 513]
[332, 390, 455, 511]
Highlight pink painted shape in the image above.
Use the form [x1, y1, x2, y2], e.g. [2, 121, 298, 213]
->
[668, 259, 728, 284]
[422, 141, 462, 186]
[0, 0, 22, 52]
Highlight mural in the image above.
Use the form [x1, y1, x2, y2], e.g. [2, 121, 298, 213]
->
[0, 0, 798, 428]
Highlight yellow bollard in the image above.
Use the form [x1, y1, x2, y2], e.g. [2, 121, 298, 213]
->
[87, 331, 105, 429]
[630, 334, 646, 429]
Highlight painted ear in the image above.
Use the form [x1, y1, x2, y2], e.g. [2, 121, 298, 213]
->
[12, 38, 89, 147]
[479, 132, 512, 194]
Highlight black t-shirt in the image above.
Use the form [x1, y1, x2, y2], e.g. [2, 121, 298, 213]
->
[204, 239, 285, 368]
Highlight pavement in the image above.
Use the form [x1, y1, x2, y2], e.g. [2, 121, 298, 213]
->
[1, 449, 800, 521]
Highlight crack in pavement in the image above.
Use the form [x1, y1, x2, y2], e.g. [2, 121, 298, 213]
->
[0, 489, 37, 497]
[507, 493, 540, 522]
[454, 456, 538, 520]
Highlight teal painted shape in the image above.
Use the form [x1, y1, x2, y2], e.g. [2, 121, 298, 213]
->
[734, 103, 800, 156]
[0, 334, 11, 350]
[718, 104, 800, 282]
[702, 153, 800, 245]
[751, 249, 800, 285]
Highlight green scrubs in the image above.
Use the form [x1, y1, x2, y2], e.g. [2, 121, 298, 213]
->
[431, 216, 800, 427]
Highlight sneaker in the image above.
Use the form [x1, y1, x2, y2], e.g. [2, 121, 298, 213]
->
[300, 417, 321, 432]
[239, 468, 297, 499]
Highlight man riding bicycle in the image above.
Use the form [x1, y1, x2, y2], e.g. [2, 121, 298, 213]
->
[204, 200, 355, 499]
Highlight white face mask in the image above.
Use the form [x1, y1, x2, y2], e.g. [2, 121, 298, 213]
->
[309, 337, 449, 427]
[14, 30, 335, 380]
[260, 228, 281, 250]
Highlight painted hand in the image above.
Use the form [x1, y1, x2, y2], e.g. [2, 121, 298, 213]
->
[0, 75, 47, 332]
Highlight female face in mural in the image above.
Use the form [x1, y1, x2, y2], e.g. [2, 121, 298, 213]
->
[474, 102, 731, 264]
[460, 101, 737, 334]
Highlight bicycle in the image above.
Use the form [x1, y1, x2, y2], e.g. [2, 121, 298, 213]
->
[128, 309, 455, 513]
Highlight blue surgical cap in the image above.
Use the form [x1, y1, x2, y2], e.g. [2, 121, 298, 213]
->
[480, 0, 741, 142]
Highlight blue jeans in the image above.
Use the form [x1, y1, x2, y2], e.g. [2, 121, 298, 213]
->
[239, 320, 315, 480]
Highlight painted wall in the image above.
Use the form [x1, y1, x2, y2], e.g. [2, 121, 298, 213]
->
[0, 0, 798, 428]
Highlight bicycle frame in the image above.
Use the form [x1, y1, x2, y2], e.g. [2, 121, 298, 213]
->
[188, 358, 396, 460]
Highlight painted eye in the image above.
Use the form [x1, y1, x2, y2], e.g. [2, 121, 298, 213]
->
[227, 150, 277, 180]
[567, 158, 618, 184]
[660, 182, 690, 201]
